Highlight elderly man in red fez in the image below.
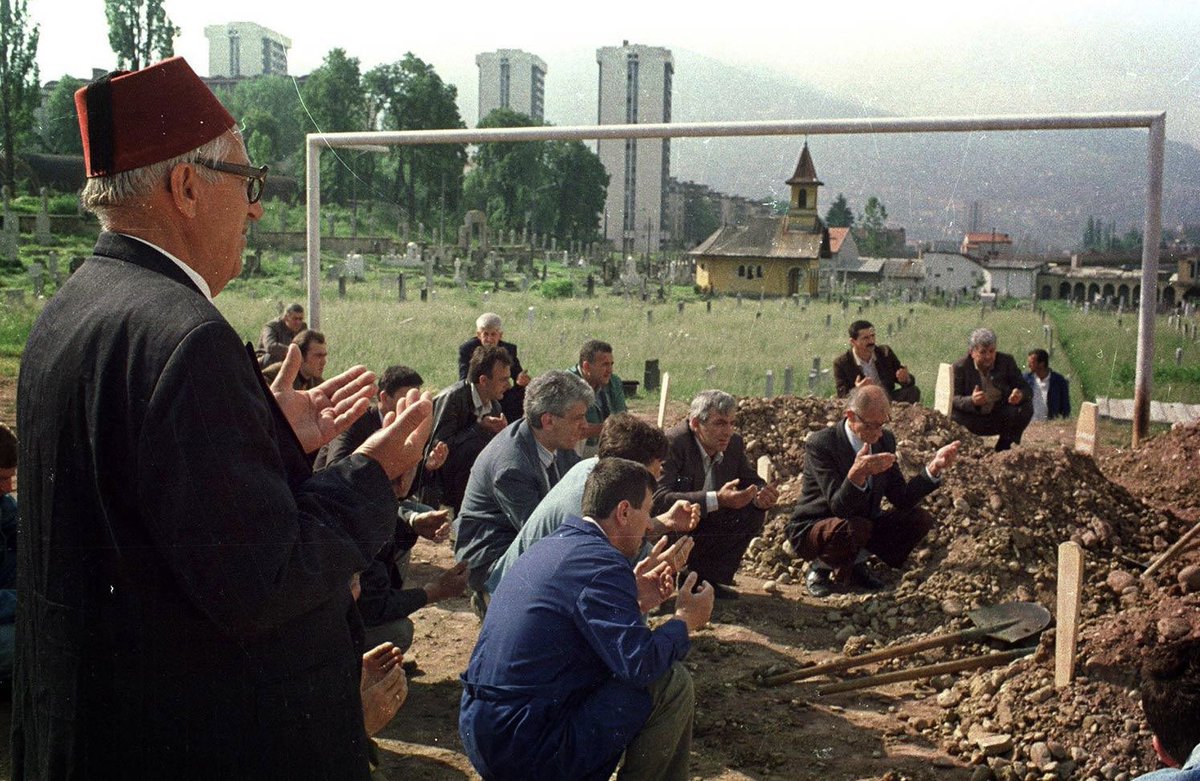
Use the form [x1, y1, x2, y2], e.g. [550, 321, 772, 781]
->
[11, 57, 433, 779]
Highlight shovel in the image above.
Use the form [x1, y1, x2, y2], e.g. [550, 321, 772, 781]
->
[758, 601, 1051, 688]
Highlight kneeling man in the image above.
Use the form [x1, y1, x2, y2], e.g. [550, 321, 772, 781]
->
[787, 385, 958, 597]
[460, 458, 713, 781]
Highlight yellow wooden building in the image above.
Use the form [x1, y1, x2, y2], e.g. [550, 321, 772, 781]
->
[690, 143, 831, 296]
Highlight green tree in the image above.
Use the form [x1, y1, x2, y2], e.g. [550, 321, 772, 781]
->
[825, 193, 854, 228]
[544, 140, 607, 244]
[0, 0, 39, 192]
[299, 48, 367, 204]
[462, 109, 550, 235]
[104, 0, 177, 71]
[682, 190, 720, 247]
[363, 54, 466, 236]
[1121, 225, 1143, 253]
[216, 75, 305, 171]
[859, 196, 889, 256]
[38, 75, 85, 155]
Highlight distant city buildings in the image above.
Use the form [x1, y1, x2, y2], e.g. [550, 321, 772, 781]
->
[476, 49, 547, 124]
[596, 41, 673, 253]
[962, 230, 1013, 259]
[204, 22, 290, 78]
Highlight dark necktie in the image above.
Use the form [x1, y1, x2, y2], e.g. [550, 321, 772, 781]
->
[597, 388, 610, 419]
[546, 460, 560, 487]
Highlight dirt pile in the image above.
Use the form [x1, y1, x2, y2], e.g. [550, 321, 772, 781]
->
[729, 396, 1200, 778]
[1099, 420, 1200, 515]
[922, 593, 1200, 780]
[740, 398, 1186, 621]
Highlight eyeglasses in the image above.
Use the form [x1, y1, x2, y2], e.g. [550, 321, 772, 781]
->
[851, 412, 891, 432]
[195, 158, 269, 204]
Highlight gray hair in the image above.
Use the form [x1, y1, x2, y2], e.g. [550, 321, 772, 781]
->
[81, 132, 235, 228]
[688, 389, 736, 423]
[285, 302, 304, 315]
[524, 370, 594, 428]
[968, 327, 997, 351]
[847, 384, 889, 418]
[476, 312, 502, 331]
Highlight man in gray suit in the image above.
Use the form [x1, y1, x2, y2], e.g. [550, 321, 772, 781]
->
[453, 370, 593, 606]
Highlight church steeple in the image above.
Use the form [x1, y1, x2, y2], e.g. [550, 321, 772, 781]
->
[785, 142, 823, 232]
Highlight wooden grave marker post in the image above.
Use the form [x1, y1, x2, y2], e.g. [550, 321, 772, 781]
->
[1055, 541, 1084, 688]
[1074, 401, 1098, 456]
[656, 371, 671, 429]
[933, 363, 954, 416]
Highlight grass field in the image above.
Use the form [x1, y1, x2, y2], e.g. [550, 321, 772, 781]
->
[2, 249, 1198, 413]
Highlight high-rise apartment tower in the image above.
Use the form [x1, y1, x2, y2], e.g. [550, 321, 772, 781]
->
[204, 22, 291, 78]
[476, 49, 547, 124]
[596, 42, 673, 252]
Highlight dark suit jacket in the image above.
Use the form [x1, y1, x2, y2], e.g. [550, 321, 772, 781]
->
[653, 421, 763, 518]
[458, 337, 526, 422]
[313, 405, 427, 626]
[787, 422, 939, 542]
[13, 233, 394, 779]
[255, 315, 304, 368]
[1023, 370, 1071, 419]
[951, 352, 1034, 417]
[421, 381, 502, 510]
[833, 345, 914, 398]
[454, 418, 580, 591]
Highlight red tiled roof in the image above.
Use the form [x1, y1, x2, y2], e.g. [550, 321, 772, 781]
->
[829, 227, 850, 253]
[964, 232, 1012, 244]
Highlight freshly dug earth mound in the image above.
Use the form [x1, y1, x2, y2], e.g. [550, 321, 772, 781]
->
[1099, 420, 1200, 516]
[728, 396, 1199, 779]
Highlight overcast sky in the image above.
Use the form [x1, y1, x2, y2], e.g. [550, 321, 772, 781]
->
[26, 0, 1200, 147]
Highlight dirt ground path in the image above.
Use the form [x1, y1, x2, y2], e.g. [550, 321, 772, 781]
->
[0, 403, 1187, 781]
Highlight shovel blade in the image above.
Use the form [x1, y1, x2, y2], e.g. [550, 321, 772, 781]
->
[967, 601, 1052, 644]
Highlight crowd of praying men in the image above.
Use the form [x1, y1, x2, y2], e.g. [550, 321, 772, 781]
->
[15, 56, 1194, 781]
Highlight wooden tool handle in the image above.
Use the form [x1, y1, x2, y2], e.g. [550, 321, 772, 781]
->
[759, 627, 987, 688]
[1142, 516, 1200, 580]
[815, 648, 1031, 696]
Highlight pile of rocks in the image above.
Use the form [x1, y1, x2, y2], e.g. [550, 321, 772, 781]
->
[1099, 419, 1200, 514]
[923, 591, 1200, 780]
[730, 396, 1199, 777]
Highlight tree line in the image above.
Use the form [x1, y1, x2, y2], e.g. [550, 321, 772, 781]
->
[0, 0, 609, 245]
[1082, 216, 1142, 254]
[825, 192, 893, 256]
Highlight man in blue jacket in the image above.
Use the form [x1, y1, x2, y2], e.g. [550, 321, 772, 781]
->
[459, 458, 713, 781]
[1024, 348, 1071, 420]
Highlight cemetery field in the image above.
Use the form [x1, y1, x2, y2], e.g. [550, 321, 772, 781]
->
[210, 276, 1200, 409]
[0, 265, 1198, 417]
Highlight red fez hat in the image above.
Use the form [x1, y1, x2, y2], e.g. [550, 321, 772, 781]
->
[74, 56, 235, 177]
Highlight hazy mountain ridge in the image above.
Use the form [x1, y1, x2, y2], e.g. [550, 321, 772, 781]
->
[542, 49, 1200, 251]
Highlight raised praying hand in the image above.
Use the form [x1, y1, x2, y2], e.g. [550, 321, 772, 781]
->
[659, 500, 700, 533]
[270, 343, 376, 454]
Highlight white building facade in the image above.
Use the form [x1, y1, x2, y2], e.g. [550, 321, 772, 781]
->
[204, 22, 290, 78]
[596, 42, 673, 253]
[475, 49, 547, 124]
[921, 252, 987, 296]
